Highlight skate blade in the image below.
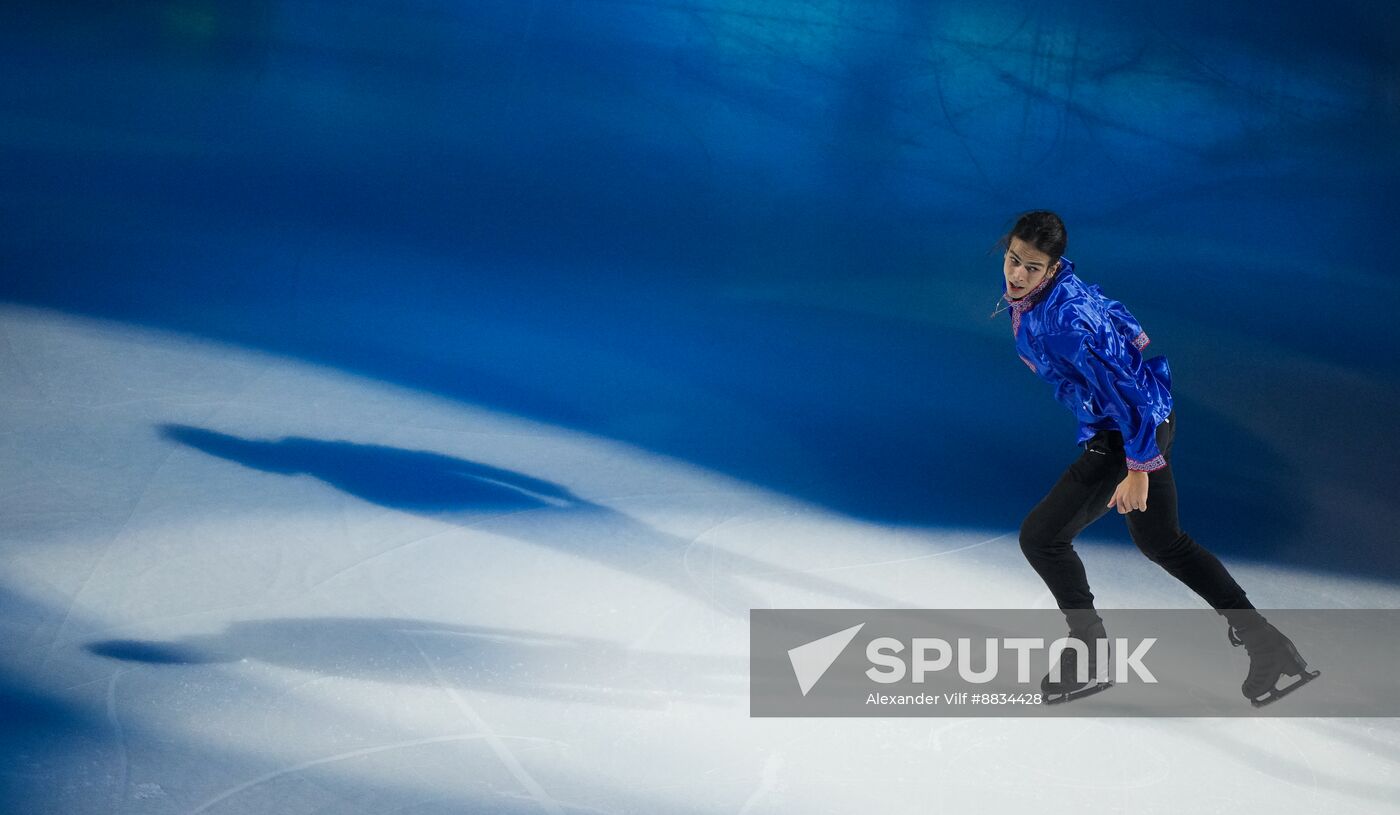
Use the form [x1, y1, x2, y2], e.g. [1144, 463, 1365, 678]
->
[1250, 668, 1321, 708]
[1043, 680, 1114, 705]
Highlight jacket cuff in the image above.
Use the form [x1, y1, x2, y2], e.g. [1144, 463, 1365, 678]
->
[1127, 454, 1167, 472]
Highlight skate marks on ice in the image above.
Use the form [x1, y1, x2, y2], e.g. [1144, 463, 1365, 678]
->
[1, 585, 717, 815]
[158, 425, 908, 616]
[88, 619, 744, 709]
[1193, 719, 1400, 809]
[92, 622, 736, 813]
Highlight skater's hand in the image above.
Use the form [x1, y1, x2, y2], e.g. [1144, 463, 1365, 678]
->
[1108, 471, 1149, 514]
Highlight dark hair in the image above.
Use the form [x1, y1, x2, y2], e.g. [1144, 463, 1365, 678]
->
[997, 210, 1067, 268]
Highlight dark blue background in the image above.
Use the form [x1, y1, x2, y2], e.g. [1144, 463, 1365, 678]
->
[3, 0, 1398, 579]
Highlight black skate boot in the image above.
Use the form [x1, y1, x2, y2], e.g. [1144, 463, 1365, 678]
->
[1041, 619, 1113, 705]
[1226, 614, 1321, 708]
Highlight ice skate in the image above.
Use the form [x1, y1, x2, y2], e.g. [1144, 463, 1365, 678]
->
[1041, 620, 1113, 704]
[1228, 619, 1321, 708]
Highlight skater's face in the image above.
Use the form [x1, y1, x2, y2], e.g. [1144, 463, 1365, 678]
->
[1003, 237, 1059, 300]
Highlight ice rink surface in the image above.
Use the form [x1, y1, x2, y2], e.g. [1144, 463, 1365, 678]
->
[3, 305, 1399, 814]
[3, 0, 1400, 812]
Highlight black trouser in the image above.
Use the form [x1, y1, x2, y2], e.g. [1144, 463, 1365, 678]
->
[1019, 410, 1254, 630]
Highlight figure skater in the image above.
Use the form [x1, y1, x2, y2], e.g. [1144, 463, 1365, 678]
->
[993, 210, 1319, 706]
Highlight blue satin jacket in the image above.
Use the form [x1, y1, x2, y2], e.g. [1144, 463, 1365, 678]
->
[1000, 259, 1173, 471]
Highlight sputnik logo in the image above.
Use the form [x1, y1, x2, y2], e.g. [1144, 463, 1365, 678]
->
[787, 623, 865, 696]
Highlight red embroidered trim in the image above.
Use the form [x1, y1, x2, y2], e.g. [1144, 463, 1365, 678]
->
[1132, 331, 1151, 351]
[1020, 356, 1037, 373]
[1127, 454, 1167, 472]
[1007, 273, 1056, 338]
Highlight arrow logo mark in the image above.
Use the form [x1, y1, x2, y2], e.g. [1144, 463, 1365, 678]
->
[788, 623, 865, 696]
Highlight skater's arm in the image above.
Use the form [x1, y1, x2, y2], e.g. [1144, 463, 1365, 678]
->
[1042, 328, 1166, 473]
